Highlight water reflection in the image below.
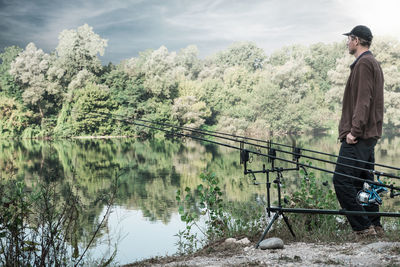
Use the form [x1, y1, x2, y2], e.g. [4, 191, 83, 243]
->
[0, 134, 399, 264]
[93, 206, 195, 264]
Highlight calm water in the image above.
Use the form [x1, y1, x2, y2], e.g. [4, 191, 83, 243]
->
[1, 133, 399, 264]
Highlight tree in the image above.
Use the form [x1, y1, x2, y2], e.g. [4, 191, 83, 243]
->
[305, 42, 345, 92]
[373, 36, 400, 92]
[175, 45, 202, 79]
[9, 43, 63, 119]
[384, 91, 400, 130]
[67, 69, 98, 94]
[52, 24, 108, 87]
[212, 42, 266, 71]
[0, 46, 23, 99]
[138, 46, 179, 99]
[104, 68, 146, 110]
[0, 95, 36, 136]
[326, 54, 353, 109]
[67, 83, 117, 136]
[103, 68, 148, 134]
[269, 50, 312, 104]
[172, 96, 211, 129]
[267, 44, 306, 66]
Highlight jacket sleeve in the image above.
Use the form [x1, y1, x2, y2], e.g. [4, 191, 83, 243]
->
[350, 60, 373, 138]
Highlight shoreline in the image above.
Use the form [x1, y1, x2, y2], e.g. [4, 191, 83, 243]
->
[125, 239, 400, 266]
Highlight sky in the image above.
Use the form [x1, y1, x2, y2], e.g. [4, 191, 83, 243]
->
[1, 0, 400, 64]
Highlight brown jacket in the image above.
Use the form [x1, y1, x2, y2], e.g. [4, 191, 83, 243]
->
[338, 51, 384, 140]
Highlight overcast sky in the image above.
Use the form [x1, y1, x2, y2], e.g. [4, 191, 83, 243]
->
[1, 0, 400, 64]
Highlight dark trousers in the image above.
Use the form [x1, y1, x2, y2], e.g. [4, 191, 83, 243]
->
[332, 138, 381, 231]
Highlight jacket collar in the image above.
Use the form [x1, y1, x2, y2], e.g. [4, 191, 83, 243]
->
[350, 50, 372, 69]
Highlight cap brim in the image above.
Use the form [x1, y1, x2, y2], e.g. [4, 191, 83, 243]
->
[343, 32, 351, 36]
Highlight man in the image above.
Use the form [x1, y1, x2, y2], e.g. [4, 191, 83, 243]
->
[332, 25, 384, 237]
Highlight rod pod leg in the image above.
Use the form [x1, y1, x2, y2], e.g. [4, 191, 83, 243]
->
[255, 211, 296, 249]
[255, 212, 279, 248]
[282, 213, 296, 238]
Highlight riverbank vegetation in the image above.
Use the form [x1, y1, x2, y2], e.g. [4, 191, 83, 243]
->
[0, 162, 119, 266]
[168, 171, 400, 261]
[1, 24, 400, 139]
[0, 132, 399, 265]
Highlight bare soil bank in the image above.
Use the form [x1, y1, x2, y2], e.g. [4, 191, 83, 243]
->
[126, 239, 400, 267]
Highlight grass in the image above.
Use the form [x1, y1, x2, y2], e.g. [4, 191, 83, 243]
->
[263, 214, 400, 244]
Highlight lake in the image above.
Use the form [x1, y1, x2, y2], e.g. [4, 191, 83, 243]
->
[0, 133, 399, 265]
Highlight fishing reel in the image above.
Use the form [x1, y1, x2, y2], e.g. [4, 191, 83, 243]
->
[356, 179, 388, 206]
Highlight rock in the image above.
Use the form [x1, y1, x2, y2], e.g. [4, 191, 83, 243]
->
[237, 238, 250, 245]
[225, 238, 237, 244]
[258, 237, 284, 250]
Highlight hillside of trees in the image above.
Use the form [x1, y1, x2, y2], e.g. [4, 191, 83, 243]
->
[1, 24, 400, 139]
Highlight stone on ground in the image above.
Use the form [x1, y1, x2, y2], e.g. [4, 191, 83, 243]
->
[258, 237, 284, 250]
[225, 237, 250, 245]
[237, 237, 250, 244]
[225, 238, 237, 243]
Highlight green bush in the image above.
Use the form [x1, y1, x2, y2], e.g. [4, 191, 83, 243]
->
[175, 172, 264, 254]
[0, 95, 37, 137]
[0, 176, 117, 266]
[277, 164, 346, 241]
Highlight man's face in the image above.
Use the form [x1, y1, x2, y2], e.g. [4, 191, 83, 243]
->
[347, 35, 358, 55]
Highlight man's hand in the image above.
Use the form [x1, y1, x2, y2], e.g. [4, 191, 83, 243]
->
[346, 132, 358, 144]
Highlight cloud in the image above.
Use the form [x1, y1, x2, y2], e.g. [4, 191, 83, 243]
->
[162, 0, 346, 56]
[1, 0, 400, 63]
[338, 0, 400, 38]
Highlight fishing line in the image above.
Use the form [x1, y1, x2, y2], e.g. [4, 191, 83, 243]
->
[92, 111, 400, 180]
[79, 110, 400, 240]
[118, 112, 400, 172]
[102, 111, 400, 175]
[81, 111, 400, 192]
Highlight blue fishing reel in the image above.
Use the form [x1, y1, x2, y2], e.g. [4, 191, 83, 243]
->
[357, 179, 388, 206]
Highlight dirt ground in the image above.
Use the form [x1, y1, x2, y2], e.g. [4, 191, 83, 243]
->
[127, 238, 400, 267]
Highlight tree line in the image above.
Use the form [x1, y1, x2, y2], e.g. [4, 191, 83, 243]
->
[1, 24, 400, 138]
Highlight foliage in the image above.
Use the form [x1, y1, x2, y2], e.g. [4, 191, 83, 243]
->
[0, 177, 116, 266]
[0, 95, 37, 137]
[288, 163, 338, 210]
[175, 172, 265, 254]
[64, 83, 118, 136]
[384, 91, 400, 129]
[137, 46, 179, 99]
[172, 96, 211, 128]
[176, 172, 229, 254]
[9, 43, 63, 119]
[54, 24, 107, 86]
[2, 24, 400, 137]
[175, 45, 202, 79]
[277, 163, 345, 240]
[0, 46, 23, 100]
[212, 42, 266, 71]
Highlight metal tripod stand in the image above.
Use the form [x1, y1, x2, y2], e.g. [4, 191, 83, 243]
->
[255, 168, 296, 248]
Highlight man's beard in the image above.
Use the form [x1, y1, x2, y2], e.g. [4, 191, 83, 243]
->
[349, 48, 356, 55]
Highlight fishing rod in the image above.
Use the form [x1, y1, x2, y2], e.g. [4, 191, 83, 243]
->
[83, 111, 400, 244]
[97, 112, 400, 182]
[127, 114, 400, 173]
[269, 140, 400, 172]
[88, 112, 400, 192]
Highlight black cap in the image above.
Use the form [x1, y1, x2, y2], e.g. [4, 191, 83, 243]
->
[343, 25, 373, 41]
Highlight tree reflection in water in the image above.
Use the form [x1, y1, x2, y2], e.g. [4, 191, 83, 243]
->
[0, 134, 399, 264]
